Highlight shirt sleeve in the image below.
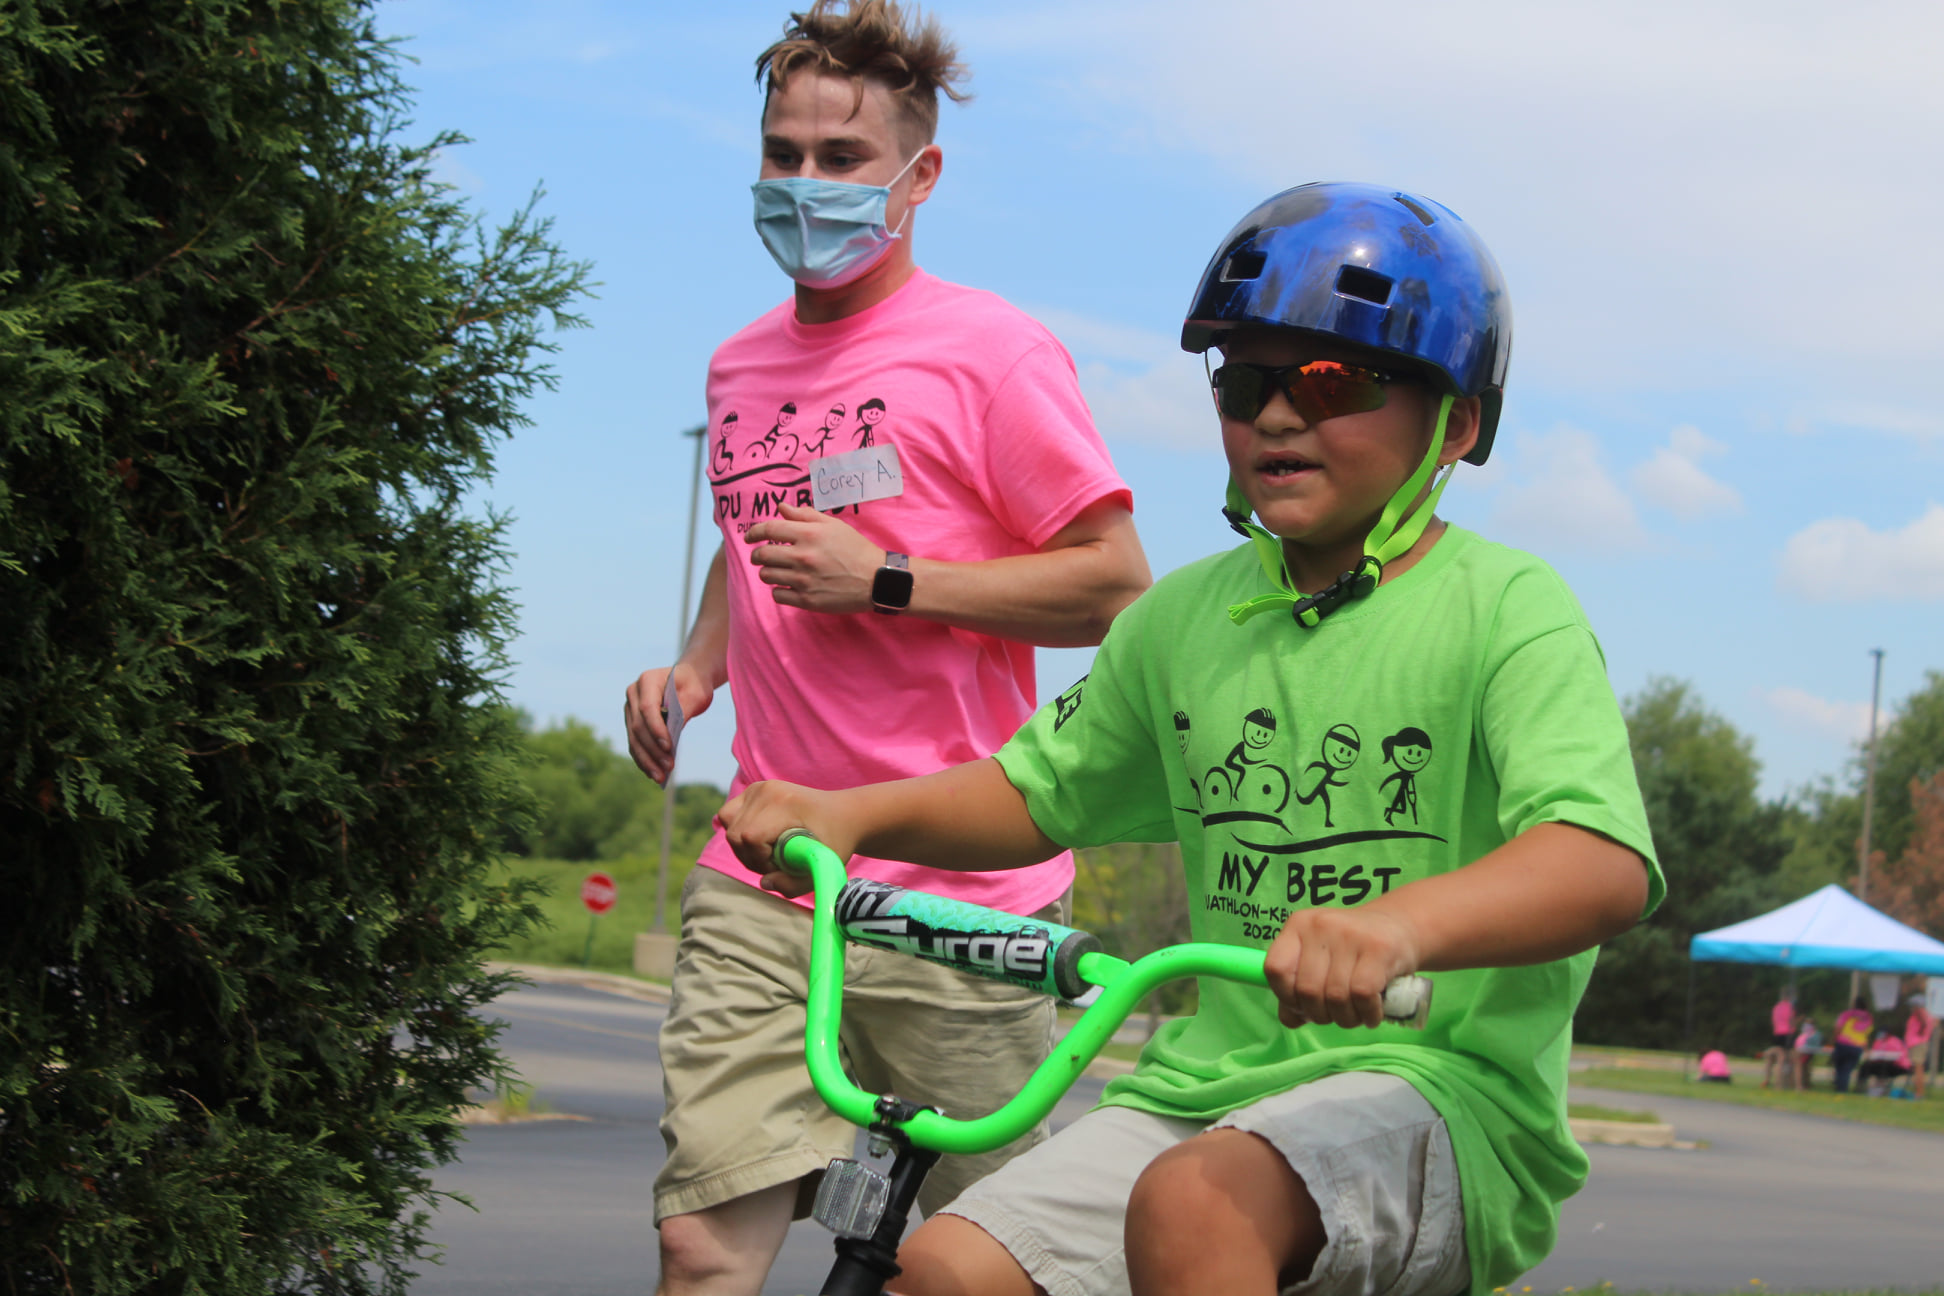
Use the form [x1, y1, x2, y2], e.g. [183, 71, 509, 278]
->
[1479, 624, 1666, 918]
[974, 337, 1133, 547]
[994, 599, 1176, 846]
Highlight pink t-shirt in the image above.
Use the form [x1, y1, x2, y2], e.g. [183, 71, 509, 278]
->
[1698, 1050, 1731, 1078]
[1907, 1007, 1935, 1048]
[695, 271, 1131, 914]
[1870, 1034, 1909, 1064]
[1834, 1009, 1874, 1048]
[1770, 999, 1794, 1035]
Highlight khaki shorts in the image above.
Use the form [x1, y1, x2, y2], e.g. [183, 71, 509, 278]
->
[654, 867, 1064, 1224]
[943, 1071, 1469, 1296]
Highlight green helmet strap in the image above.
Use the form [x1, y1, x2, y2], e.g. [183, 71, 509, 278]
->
[1223, 394, 1456, 629]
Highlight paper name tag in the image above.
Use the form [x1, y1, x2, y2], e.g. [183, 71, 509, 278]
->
[812, 443, 905, 511]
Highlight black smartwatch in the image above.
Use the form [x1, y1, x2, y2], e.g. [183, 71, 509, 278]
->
[871, 552, 913, 615]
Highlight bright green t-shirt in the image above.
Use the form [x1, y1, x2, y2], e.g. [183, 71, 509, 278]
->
[995, 526, 1663, 1293]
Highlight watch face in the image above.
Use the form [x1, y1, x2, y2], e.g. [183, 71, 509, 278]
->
[871, 564, 915, 610]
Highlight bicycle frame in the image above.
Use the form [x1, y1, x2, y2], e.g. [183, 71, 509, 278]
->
[778, 828, 1430, 1295]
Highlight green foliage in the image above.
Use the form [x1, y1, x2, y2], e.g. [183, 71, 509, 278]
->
[1577, 679, 1793, 1053]
[1861, 669, 1944, 865]
[490, 852, 701, 972]
[1776, 670, 1944, 902]
[510, 714, 720, 862]
[0, 3, 589, 1292]
[1072, 842, 1196, 1016]
[1876, 771, 1944, 937]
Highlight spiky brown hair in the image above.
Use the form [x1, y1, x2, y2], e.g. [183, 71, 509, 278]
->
[756, 0, 971, 150]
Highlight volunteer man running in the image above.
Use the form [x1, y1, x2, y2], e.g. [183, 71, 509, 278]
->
[622, 4, 1149, 1294]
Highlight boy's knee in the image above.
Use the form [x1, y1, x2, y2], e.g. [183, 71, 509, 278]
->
[893, 1213, 1040, 1296]
[1126, 1130, 1324, 1288]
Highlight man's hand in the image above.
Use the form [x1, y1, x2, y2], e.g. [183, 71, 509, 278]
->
[745, 504, 881, 613]
[718, 780, 858, 896]
[1264, 906, 1423, 1030]
[624, 662, 715, 785]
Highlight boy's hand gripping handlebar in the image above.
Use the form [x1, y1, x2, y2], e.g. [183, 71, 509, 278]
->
[776, 829, 1432, 1158]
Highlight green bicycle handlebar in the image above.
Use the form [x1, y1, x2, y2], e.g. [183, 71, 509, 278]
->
[777, 829, 1430, 1156]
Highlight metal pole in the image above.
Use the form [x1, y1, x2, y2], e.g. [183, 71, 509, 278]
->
[1858, 648, 1885, 902]
[654, 425, 709, 935]
[1682, 959, 1696, 1083]
[1852, 649, 1885, 1001]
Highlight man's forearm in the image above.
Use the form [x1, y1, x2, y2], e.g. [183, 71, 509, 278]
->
[1369, 822, 1650, 971]
[903, 503, 1150, 647]
[679, 547, 732, 687]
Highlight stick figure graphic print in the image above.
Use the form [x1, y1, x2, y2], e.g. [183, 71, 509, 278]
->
[1379, 727, 1434, 826]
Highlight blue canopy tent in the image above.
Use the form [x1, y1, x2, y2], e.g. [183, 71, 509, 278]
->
[1689, 884, 1944, 975]
[1684, 885, 1944, 1077]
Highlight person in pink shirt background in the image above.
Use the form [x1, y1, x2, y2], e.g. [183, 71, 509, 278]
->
[1792, 1017, 1822, 1090]
[1906, 994, 1935, 1098]
[1860, 1030, 1911, 1097]
[1698, 1049, 1734, 1083]
[1831, 997, 1874, 1094]
[620, 4, 1151, 1293]
[1762, 991, 1794, 1088]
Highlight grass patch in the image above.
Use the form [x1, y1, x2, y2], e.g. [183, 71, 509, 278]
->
[1575, 1067, 1944, 1136]
[489, 854, 696, 976]
[1567, 1102, 1659, 1124]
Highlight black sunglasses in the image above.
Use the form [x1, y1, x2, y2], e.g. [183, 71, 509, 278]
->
[1209, 359, 1401, 425]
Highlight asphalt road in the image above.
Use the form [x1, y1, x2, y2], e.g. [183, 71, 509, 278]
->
[413, 980, 1944, 1294]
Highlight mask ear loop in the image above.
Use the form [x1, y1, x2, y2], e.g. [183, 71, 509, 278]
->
[886, 148, 927, 239]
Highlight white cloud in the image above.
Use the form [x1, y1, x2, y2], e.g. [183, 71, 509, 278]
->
[1762, 686, 1874, 744]
[1630, 424, 1743, 519]
[1022, 0, 1944, 392]
[1785, 404, 1944, 444]
[1027, 305, 1213, 449]
[1484, 426, 1650, 552]
[1777, 503, 1944, 601]
[428, 147, 485, 195]
[1027, 306, 1178, 367]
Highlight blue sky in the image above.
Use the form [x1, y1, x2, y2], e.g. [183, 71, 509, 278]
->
[376, 0, 1943, 802]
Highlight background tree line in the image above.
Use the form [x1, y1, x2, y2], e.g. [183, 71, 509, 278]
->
[1581, 671, 1944, 1054]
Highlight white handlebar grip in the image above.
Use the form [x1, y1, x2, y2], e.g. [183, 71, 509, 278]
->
[1381, 975, 1433, 1029]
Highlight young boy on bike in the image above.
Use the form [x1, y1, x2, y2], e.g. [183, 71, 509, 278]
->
[720, 182, 1663, 1296]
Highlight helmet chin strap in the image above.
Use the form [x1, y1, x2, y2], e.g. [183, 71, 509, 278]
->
[1224, 394, 1456, 629]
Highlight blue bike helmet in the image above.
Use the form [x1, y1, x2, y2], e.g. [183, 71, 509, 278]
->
[1181, 182, 1511, 463]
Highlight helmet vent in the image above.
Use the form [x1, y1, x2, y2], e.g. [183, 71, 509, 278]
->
[1334, 265, 1393, 306]
[1221, 249, 1266, 282]
[1392, 193, 1437, 225]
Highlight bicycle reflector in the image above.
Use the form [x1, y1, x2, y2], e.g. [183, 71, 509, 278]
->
[812, 1158, 891, 1240]
[835, 878, 1103, 1001]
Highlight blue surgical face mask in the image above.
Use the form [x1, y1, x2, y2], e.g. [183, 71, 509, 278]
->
[751, 150, 923, 289]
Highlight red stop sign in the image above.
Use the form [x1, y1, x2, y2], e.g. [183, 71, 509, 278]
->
[580, 871, 618, 915]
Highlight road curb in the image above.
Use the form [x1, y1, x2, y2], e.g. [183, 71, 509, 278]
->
[1570, 1117, 1686, 1148]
